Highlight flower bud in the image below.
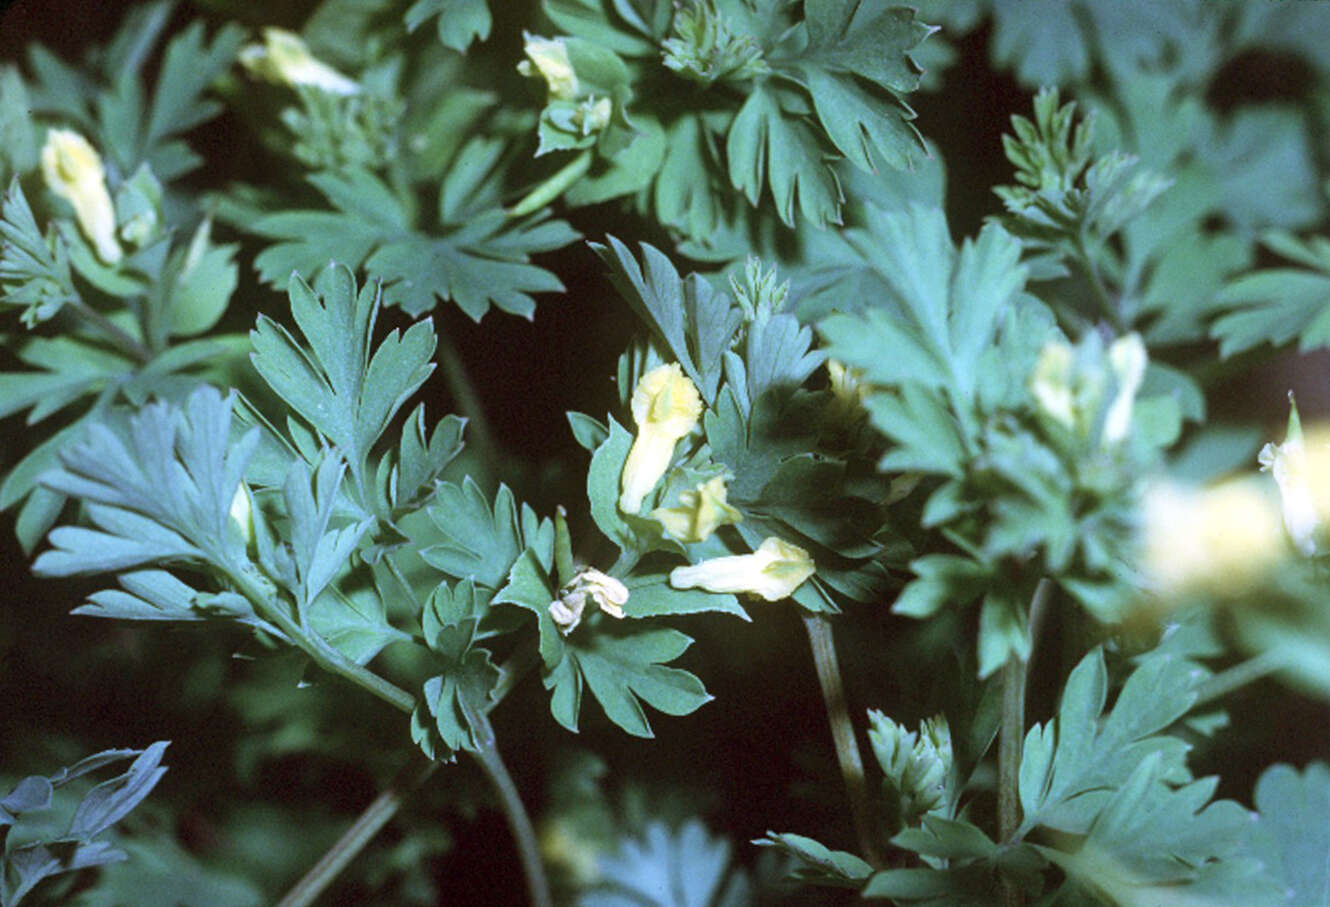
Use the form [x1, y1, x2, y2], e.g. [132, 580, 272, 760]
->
[40, 129, 121, 265]
[239, 28, 360, 95]
[668, 536, 814, 602]
[619, 363, 703, 514]
[1258, 404, 1330, 557]
[229, 483, 255, 549]
[517, 33, 579, 100]
[652, 476, 742, 544]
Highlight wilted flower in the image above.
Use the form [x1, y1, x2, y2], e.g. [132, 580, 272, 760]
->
[1258, 404, 1330, 556]
[517, 33, 578, 100]
[548, 568, 629, 635]
[652, 476, 742, 543]
[40, 129, 121, 264]
[668, 536, 814, 602]
[1141, 478, 1286, 599]
[619, 363, 703, 514]
[239, 28, 360, 95]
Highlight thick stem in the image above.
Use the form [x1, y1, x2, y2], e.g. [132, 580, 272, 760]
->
[275, 754, 440, 907]
[1192, 650, 1289, 707]
[802, 614, 882, 868]
[471, 711, 553, 907]
[998, 655, 1025, 907]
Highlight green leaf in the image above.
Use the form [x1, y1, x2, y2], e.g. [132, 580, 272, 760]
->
[752, 831, 872, 887]
[0, 179, 77, 326]
[622, 575, 749, 621]
[250, 263, 435, 485]
[1251, 762, 1330, 904]
[404, 0, 492, 52]
[727, 84, 843, 229]
[584, 820, 746, 907]
[166, 220, 238, 337]
[418, 480, 527, 591]
[573, 627, 712, 738]
[802, 1, 934, 94]
[34, 386, 257, 577]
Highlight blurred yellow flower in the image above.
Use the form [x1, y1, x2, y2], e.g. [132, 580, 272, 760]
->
[40, 129, 121, 265]
[239, 28, 360, 95]
[669, 536, 814, 602]
[652, 476, 742, 543]
[1141, 478, 1286, 599]
[619, 363, 702, 514]
[1258, 413, 1330, 557]
[517, 33, 578, 100]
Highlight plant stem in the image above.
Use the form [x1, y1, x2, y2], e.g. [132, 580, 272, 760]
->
[275, 754, 440, 907]
[434, 327, 500, 486]
[1192, 650, 1289, 707]
[1075, 233, 1126, 332]
[274, 643, 541, 905]
[998, 654, 1025, 907]
[801, 613, 882, 868]
[225, 566, 416, 714]
[68, 298, 153, 362]
[471, 710, 553, 907]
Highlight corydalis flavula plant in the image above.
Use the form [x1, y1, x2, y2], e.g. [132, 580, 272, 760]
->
[3, 0, 1330, 904]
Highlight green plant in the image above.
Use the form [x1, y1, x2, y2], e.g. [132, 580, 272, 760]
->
[2, 1, 1329, 904]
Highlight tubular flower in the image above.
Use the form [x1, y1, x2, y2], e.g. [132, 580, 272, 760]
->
[669, 536, 814, 602]
[517, 33, 578, 100]
[619, 364, 703, 514]
[1258, 411, 1330, 556]
[548, 568, 629, 635]
[652, 476, 742, 543]
[1141, 478, 1286, 599]
[40, 129, 121, 264]
[239, 28, 360, 95]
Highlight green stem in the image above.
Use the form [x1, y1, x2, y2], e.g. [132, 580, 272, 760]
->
[1075, 233, 1126, 332]
[1192, 650, 1289, 707]
[68, 298, 153, 362]
[471, 710, 553, 907]
[998, 655, 1025, 907]
[435, 326, 500, 487]
[275, 754, 440, 907]
[225, 566, 416, 714]
[802, 614, 882, 868]
[274, 642, 541, 905]
[507, 150, 592, 219]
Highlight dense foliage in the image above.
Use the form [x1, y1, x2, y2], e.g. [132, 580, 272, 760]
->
[3, 1, 1330, 904]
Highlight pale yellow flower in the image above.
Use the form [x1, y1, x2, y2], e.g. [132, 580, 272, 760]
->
[619, 363, 703, 514]
[239, 28, 360, 95]
[1258, 423, 1330, 557]
[669, 536, 814, 602]
[517, 33, 578, 100]
[1141, 478, 1286, 599]
[229, 483, 255, 549]
[1029, 340, 1076, 429]
[652, 476, 742, 543]
[548, 568, 629, 635]
[1103, 333, 1146, 444]
[40, 129, 121, 264]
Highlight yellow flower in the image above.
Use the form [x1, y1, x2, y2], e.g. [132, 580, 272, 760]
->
[517, 33, 579, 100]
[40, 129, 121, 265]
[619, 363, 703, 514]
[1141, 478, 1286, 599]
[238, 28, 360, 95]
[548, 568, 629, 635]
[652, 476, 742, 543]
[669, 536, 814, 602]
